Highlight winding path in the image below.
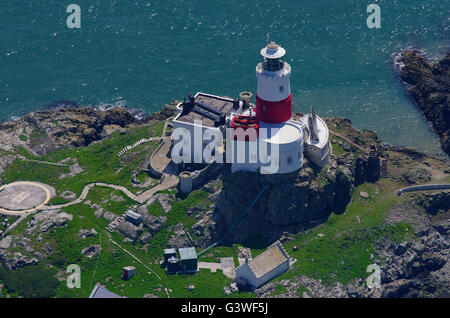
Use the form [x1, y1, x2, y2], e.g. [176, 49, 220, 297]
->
[44, 175, 179, 210]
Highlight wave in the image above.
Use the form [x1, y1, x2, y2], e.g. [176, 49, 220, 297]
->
[2, 99, 147, 124]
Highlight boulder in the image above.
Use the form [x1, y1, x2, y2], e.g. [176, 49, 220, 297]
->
[140, 232, 152, 245]
[78, 228, 98, 239]
[400, 51, 450, 155]
[25, 210, 73, 235]
[139, 213, 167, 235]
[117, 221, 143, 241]
[81, 245, 102, 258]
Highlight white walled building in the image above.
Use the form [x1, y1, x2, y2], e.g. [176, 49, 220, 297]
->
[170, 42, 331, 175]
[235, 241, 290, 289]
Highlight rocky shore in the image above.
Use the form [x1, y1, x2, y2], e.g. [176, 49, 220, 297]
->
[0, 103, 448, 298]
[400, 50, 450, 155]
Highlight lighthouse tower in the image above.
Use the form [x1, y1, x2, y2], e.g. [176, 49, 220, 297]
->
[255, 42, 292, 123]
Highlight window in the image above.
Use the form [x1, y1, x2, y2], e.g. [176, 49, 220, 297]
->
[279, 86, 284, 93]
[287, 156, 293, 165]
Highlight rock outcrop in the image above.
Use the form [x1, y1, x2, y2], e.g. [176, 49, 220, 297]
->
[400, 50, 450, 155]
[412, 191, 450, 216]
[25, 210, 73, 235]
[0, 235, 52, 270]
[0, 106, 138, 156]
[117, 221, 143, 241]
[214, 152, 377, 243]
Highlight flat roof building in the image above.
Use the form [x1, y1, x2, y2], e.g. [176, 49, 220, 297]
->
[164, 248, 177, 263]
[122, 266, 136, 280]
[125, 210, 142, 226]
[178, 247, 198, 273]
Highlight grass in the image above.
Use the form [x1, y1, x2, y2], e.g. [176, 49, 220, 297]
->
[330, 140, 346, 158]
[36, 187, 247, 298]
[2, 121, 164, 202]
[2, 178, 417, 298]
[0, 116, 421, 297]
[0, 215, 20, 232]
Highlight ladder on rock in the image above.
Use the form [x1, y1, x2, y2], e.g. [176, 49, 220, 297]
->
[381, 157, 389, 177]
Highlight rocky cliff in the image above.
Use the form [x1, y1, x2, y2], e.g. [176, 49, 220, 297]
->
[0, 102, 178, 157]
[400, 50, 450, 155]
[212, 117, 382, 244]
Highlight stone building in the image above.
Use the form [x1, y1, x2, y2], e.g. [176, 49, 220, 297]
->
[235, 241, 290, 289]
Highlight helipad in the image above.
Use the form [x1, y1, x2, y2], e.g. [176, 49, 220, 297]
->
[0, 181, 54, 215]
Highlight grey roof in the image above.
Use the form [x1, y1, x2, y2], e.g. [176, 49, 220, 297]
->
[175, 94, 234, 128]
[164, 248, 177, 254]
[247, 243, 289, 279]
[125, 210, 142, 219]
[179, 247, 197, 260]
[89, 284, 124, 298]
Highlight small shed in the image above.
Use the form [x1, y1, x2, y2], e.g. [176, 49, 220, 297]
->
[179, 247, 198, 273]
[125, 210, 142, 226]
[166, 256, 179, 274]
[164, 248, 177, 263]
[235, 241, 290, 289]
[122, 266, 136, 280]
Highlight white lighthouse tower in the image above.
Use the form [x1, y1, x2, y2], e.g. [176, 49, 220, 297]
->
[171, 41, 331, 177]
[255, 42, 292, 123]
[229, 42, 306, 174]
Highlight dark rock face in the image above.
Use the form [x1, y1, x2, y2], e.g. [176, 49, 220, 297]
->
[213, 117, 384, 244]
[402, 168, 432, 185]
[23, 107, 136, 149]
[401, 50, 450, 155]
[0, 106, 138, 156]
[413, 191, 450, 215]
[117, 221, 143, 241]
[215, 153, 378, 243]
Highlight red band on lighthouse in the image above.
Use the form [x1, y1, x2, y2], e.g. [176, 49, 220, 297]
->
[255, 93, 292, 123]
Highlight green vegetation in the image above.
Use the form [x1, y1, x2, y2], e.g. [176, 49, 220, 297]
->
[147, 200, 166, 217]
[2, 122, 164, 202]
[330, 140, 346, 157]
[28, 188, 238, 298]
[0, 265, 59, 298]
[0, 216, 20, 232]
[0, 115, 421, 298]
[276, 181, 414, 285]
[297, 285, 309, 297]
[270, 284, 288, 296]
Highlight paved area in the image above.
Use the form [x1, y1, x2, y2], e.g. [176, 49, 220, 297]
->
[150, 137, 172, 174]
[198, 258, 237, 279]
[0, 181, 55, 215]
[221, 257, 236, 279]
[198, 262, 221, 273]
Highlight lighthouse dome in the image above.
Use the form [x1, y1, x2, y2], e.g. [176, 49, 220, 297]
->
[260, 42, 286, 59]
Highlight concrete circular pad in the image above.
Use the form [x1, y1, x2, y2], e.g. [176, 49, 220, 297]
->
[0, 181, 54, 214]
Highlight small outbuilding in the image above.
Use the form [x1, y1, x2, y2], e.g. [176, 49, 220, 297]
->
[166, 256, 180, 274]
[235, 241, 290, 289]
[125, 210, 142, 226]
[122, 266, 136, 280]
[179, 247, 198, 273]
[164, 248, 177, 263]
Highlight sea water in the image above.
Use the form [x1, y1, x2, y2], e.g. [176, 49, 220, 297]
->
[0, 0, 448, 154]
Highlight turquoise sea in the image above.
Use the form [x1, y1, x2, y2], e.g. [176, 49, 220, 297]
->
[0, 0, 448, 154]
